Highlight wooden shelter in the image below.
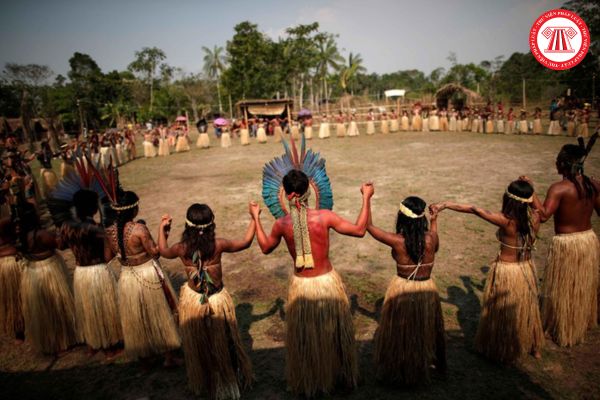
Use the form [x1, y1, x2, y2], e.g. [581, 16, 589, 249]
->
[236, 99, 294, 122]
[435, 83, 483, 110]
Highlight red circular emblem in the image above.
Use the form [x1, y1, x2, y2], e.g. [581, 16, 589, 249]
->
[529, 9, 590, 71]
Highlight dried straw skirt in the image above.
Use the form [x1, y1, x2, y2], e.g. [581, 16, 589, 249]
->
[486, 120, 494, 134]
[179, 284, 253, 400]
[533, 119, 543, 134]
[347, 121, 359, 137]
[197, 133, 210, 149]
[158, 138, 171, 155]
[401, 116, 409, 131]
[318, 123, 330, 139]
[21, 254, 77, 354]
[143, 141, 156, 158]
[366, 120, 375, 135]
[0, 255, 24, 338]
[475, 260, 544, 363]
[176, 136, 190, 152]
[336, 123, 346, 137]
[286, 269, 358, 397]
[380, 120, 389, 134]
[240, 128, 250, 146]
[290, 125, 300, 140]
[118, 259, 181, 359]
[304, 126, 313, 140]
[541, 230, 599, 347]
[274, 126, 283, 142]
[374, 276, 446, 386]
[221, 133, 232, 148]
[73, 264, 122, 349]
[519, 120, 528, 134]
[390, 118, 399, 132]
[257, 127, 267, 143]
[412, 115, 422, 131]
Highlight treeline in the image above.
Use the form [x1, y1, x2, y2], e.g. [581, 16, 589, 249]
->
[0, 0, 596, 138]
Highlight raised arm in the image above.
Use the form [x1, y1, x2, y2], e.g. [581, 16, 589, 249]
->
[367, 208, 401, 247]
[430, 201, 509, 228]
[220, 206, 256, 253]
[520, 176, 561, 222]
[328, 182, 374, 237]
[157, 214, 183, 259]
[251, 201, 283, 254]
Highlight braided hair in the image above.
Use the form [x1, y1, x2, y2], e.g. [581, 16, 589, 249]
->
[113, 191, 139, 262]
[396, 196, 429, 264]
[557, 144, 597, 199]
[181, 204, 216, 263]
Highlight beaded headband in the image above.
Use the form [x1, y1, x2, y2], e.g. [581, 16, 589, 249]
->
[399, 202, 425, 219]
[110, 201, 139, 211]
[505, 190, 533, 203]
[185, 218, 214, 229]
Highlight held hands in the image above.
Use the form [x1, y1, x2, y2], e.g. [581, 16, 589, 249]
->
[428, 202, 445, 216]
[361, 182, 375, 199]
[160, 214, 172, 235]
[249, 201, 261, 219]
[518, 175, 534, 188]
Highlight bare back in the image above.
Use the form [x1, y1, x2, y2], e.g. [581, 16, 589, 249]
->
[546, 177, 600, 234]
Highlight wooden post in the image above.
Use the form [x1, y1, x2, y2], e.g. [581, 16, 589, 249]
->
[522, 77, 526, 109]
[185, 110, 190, 132]
[244, 106, 248, 126]
[396, 97, 400, 113]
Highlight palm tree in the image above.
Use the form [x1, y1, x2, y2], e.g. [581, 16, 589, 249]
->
[316, 35, 344, 109]
[202, 45, 226, 113]
[340, 52, 367, 95]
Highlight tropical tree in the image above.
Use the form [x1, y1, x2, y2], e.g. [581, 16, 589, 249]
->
[202, 45, 226, 113]
[340, 52, 367, 95]
[128, 47, 167, 113]
[315, 34, 344, 108]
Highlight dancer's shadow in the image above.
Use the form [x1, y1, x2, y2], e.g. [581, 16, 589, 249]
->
[236, 298, 285, 349]
[349, 293, 384, 322]
[441, 274, 484, 345]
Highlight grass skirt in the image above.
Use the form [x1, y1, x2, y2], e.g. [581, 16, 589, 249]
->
[21, 254, 76, 354]
[179, 284, 252, 399]
[578, 123, 589, 138]
[0, 255, 24, 338]
[304, 126, 313, 140]
[533, 119, 543, 134]
[390, 118, 399, 132]
[542, 230, 599, 346]
[475, 260, 544, 363]
[196, 133, 210, 149]
[118, 259, 181, 359]
[221, 133, 232, 148]
[519, 120, 528, 134]
[257, 127, 267, 143]
[497, 120, 504, 133]
[158, 138, 170, 155]
[74, 264, 122, 349]
[176, 136, 190, 152]
[347, 121, 359, 137]
[286, 269, 358, 396]
[429, 116, 440, 131]
[412, 116, 422, 131]
[336, 123, 346, 137]
[440, 116, 449, 131]
[380, 120, 389, 134]
[143, 141, 156, 158]
[274, 126, 283, 142]
[374, 276, 446, 385]
[318, 123, 330, 138]
[291, 125, 300, 140]
[486, 120, 494, 134]
[240, 128, 249, 145]
[366, 120, 375, 135]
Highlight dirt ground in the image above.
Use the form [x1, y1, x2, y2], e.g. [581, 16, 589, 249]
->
[1, 129, 600, 399]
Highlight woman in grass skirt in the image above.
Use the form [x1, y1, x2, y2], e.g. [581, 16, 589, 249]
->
[0, 216, 24, 341]
[432, 179, 544, 363]
[158, 203, 255, 400]
[368, 196, 446, 386]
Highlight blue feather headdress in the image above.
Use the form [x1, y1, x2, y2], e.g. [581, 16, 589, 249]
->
[262, 133, 333, 218]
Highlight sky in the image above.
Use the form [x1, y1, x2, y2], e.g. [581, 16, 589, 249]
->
[0, 0, 566, 79]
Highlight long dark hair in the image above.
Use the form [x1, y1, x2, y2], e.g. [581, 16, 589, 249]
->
[502, 180, 535, 258]
[17, 202, 40, 254]
[114, 191, 139, 262]
[396, 196, 429, 264]
[557, 144, 597, 199]
[181, 203, 216, 263]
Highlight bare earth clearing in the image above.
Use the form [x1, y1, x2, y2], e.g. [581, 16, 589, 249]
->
[1, 130, 599, 399]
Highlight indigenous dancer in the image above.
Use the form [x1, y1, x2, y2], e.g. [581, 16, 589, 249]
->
[496, 109, 505, 134]
[523, 136, 600, 346]
[273, 117, 284, 143]
[240, 119, 250, 146]
[440, 109, 449, 132]
[318, 113, 330, 139]
[53, 187, 122, 352]
[470, 111, 479, 133]
[221, 127, 232, 148]
[143, 130, 157, 158]
[0, 215, 23, 342]
[431, 179, 544, 363]
[505, 108, 514, 135]
[422, 108, 429, 132]
[578, 105, 591, 138]
[290, 118, 301, 140]
[104, 191, 181, 363]
[303, 116, 313, 140]
[380, 112, 390, 134]
[533, 108, 543, 135]
[158, 125, 171, 156]
[566, 109, 576, 137]
[347, 112, 360, 137]
[368, 196, 446, 385]
[336, 111, 346, 137]
[485, 113, 495, 134]
[158, 204, 254, 399]
[366, 109, 376, 135]
[401, 110, 410, 132]
[19, 203, 77, 354]
[125, 129, 137, 161]
[197, 125, 210, 149]
[518, 110, 528, 135]
[412, 105, 422, 132]
[390, 110, 399, 132]
[429, 107, 440, 132]
[60, 143, 76, 178]
[176, 129, 191, 152]
[37, 141, 59, 198]
[256, 119, 267, 144]
[255, 137, 373, 396]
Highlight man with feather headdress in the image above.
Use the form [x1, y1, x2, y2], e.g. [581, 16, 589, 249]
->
[252, 134, 373, 396]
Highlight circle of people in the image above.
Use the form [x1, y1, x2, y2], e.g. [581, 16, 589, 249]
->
[0, 125, 598, 400]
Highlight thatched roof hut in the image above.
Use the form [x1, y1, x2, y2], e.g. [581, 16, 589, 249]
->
[435, 83, 483, 110]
